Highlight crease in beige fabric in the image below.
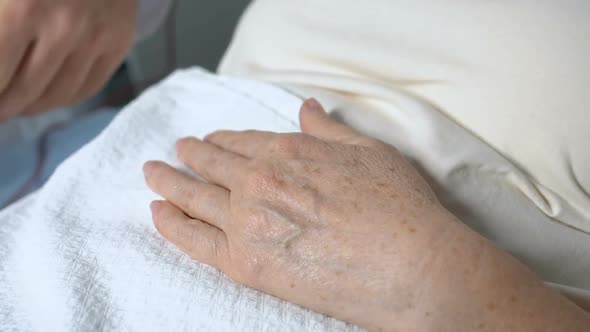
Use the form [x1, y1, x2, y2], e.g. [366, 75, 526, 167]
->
[219, 0, 590, 299]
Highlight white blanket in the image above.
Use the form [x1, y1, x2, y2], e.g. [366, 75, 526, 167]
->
[0, 69, 362, 331]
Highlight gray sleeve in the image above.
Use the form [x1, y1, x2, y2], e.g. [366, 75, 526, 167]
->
[135, 0, 175, 42]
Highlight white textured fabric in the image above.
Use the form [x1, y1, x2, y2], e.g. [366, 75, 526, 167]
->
[0, 69, 362, 332]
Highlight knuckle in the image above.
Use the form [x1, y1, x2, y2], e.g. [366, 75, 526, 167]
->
[247, 163, 280, 196]
[271, 134, 305, 157]
[50, 11, 79, 43]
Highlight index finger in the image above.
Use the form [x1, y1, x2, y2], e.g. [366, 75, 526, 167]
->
[176, 137, 248, 190]
[204, 130, 278, 158]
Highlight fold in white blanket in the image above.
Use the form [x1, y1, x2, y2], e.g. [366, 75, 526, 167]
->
[3, 68, 590, 331]
[0, 69, 362, 331]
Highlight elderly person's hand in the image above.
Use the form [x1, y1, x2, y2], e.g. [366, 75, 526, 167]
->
[144, 99, 590, 331]
[0, 0, 136, 122]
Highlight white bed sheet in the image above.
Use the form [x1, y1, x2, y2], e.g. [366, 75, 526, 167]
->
[0, 69, 362, 332]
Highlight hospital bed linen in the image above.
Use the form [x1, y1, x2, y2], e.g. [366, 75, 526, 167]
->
[0, 110, 117, 209]
[0, 69, 362, 331]
[2, 67, 589, 331]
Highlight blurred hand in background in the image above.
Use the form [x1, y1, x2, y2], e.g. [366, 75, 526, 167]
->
[0, 0, 137, 122]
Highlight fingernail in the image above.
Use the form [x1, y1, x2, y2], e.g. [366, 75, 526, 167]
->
[150, 201, 163, 214]
[304, 98, 325, 114]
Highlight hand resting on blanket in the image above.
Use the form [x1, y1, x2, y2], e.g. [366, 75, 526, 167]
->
[143, 99, 590, 331]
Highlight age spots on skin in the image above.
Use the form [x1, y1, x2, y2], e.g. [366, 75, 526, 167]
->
[486, 302, 497, 311]
[303, 164, 322, 175]
[343, 176, 353, 185]
[351, 201, 363, 213]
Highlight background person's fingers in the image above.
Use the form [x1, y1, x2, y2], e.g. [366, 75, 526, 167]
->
[299, 98, 378, 147]
[176, 137, 247, 189]
[22, 50, 97, 116]
[0, 44, 31, 122]
[0, 35, 70, 119]
[151, 200, 229, 269]
[70, 53, 123, 105]
[0, 35, 32, 96]
[143, 161, 230, 229]
[0, 3, 36, 95]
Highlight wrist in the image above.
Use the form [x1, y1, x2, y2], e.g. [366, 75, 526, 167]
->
[360, 208, 475, 331]
[418, 219, 590, 331]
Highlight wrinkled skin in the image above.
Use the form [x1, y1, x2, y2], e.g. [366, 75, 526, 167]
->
[144, 99, 590, 331]
[0, 0, 136, 121]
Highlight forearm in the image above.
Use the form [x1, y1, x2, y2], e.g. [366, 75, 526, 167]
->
[371, 214, 590, 332]
[425, 220, 590, 332]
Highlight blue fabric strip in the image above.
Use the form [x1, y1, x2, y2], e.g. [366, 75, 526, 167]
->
[0, 109, 118, 209]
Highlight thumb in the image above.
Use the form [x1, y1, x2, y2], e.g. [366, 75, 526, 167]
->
[299, 98, 376, 146]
